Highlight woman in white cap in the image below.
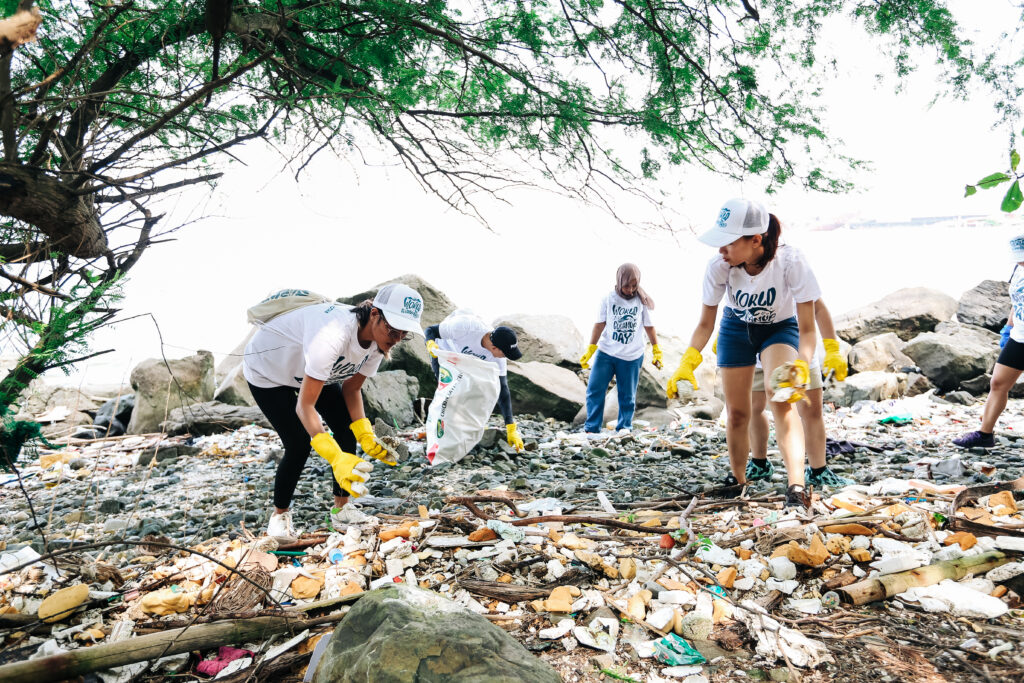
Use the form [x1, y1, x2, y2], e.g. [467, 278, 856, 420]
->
[953, 233, 1024, 449]
[424, 311, 526, 451]
[666, 199, 821, 511]
[243, 283, 425, 539]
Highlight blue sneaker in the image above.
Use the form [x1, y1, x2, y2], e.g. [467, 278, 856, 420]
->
[805, 466, 854, 488]
[745, 458, 775, 481]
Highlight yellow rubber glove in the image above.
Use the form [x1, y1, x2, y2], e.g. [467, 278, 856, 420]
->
[426, 340, 440, 358]
[311, 432, 372, 497]
[506, 423, 524, 452]
[579, 344, 598, 370]
[666, 347, 702, 398]
[822, 338, 847, 382]
[651, 344, 663, 370]
[350, 417, 396, 466]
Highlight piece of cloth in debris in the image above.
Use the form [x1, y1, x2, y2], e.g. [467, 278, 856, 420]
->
[196, 646, 255, 676]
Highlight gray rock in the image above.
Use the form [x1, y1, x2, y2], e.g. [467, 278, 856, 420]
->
[137, 443, 201, 465]
[960, 374, 991, 395]
[904, 372, 934, 397]
[943, 391, 975, 406]
[903, 330, 999, 392]
[957, 280, 1010, 331]
[14, 381, 102, 438]
[363, 370, 419, 427]
[161, 400, 271, 436]
[824, 372, 904, 407]
[849, 333, 913, 373]
[491, 314, 585, 367]
[127, 351, 215, 433]
[680, 397, 725, 420]
[383, 343, 437, 400]
[506, 361, 586, 422]
[312, 584, 561, 683]
[835, 288, 957, 344]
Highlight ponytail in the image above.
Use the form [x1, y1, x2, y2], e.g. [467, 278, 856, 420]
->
[755, 214, 782, 268]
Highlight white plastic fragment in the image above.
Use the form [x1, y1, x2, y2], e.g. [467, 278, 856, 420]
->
[994, 536, 1024, 552]
[899, 580, 1009, 619]
[764, 579, 798, 595]
[870, 556, 926, 575]
[695, 544, 738, 567]
[573, 617, 619, 653]
[539, 619, 575, 640]
[786, 598, 822, 615]
[733, 600, 833, 668]
[663, 665, 704, 678]
[768, 557, 796, 580]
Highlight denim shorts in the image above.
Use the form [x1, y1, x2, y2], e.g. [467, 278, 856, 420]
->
[717, 308, 799, 367]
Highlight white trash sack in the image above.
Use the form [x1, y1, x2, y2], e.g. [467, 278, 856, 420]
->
[426, 349, 500, 465]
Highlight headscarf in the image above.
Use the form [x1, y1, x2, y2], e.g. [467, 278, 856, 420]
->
[615, 263, 654, 310]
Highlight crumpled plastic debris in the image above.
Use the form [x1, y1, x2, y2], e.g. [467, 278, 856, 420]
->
[486, 519, 526, 542]
[195, 646, 254, 676]
[574, 615, 619, 653]
[899, 579, 1009, 619]
[654, 633, 706, 666]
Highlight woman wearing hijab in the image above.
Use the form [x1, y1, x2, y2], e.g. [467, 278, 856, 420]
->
[579, 264, 662, 434]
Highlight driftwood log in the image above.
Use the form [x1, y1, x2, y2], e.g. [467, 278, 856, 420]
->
[837, 551, 1009, 606]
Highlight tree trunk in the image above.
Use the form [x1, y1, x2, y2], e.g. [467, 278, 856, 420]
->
[0, 163, 106, 257]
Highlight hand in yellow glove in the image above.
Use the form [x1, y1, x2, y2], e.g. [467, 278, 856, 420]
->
[792, 359, 810, 386]
[822, 338, 847, 382]
[350, 417, 396, 466]
[579, 344, 598, 370]
[311, 432, 372, 497]
[506, 423, 524, 452]
[651, 344, 663, 370]
[769, 360, 810, 404]
[426, 339, 440, 358]
[666, 347, 702, 398]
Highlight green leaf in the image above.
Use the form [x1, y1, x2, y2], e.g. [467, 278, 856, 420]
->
[964, 184, 976, 197]
[1001, 180, 1023, 213]
[977, 172, 1011, 189]
[1012, 150, 1020, 172]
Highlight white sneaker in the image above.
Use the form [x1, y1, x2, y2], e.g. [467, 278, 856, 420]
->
[266, 509, 297, 543]
[328, 505, 375, 530]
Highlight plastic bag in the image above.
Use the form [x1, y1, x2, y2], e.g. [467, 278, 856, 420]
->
[425, 349, 500, 465]
[654, 633, 706, 665]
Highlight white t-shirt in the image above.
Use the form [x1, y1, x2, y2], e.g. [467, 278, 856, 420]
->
[243, 303, 383, 389]
[1010, 266, 1024, 344]
[595, 292, 653, 361]
[702, 245, 822, 325]
[437, 310, 507, 376]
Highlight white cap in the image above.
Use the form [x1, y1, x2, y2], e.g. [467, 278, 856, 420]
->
[698, 198, 770, 247]
[1011, 233, 1024, 262]
[373, 283, 424, 336]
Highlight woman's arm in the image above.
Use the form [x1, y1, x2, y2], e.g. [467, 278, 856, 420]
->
[688, 304, 718, 351]
[813, 299, 837, 340]
[645, 325, 658, 346]
[589, 322, 606, 345]
[341, 374, 368, 423]
[796, 300, 816, 365]
[296, 375, 327, 438]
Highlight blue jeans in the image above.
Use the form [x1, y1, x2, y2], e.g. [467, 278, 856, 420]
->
[585, 351, 644, 432]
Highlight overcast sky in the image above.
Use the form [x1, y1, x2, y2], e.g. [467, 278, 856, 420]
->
[33, 1, 1024, 387]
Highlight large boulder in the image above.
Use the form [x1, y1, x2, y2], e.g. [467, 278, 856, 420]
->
[824, 372, 904, 407]
[337, 274, 457, 328]
[213, 329, 256, 407]
[848, 333, 913, 373]
[957, 280, 1010, 331]
[127, 351, 215, 434]
[312, 584, 560, 683]
[362, 370, 419, 427]
[506, 361, 586, 422]
[161, 401, 271, 436]
[835, 288, 957, 344]
[902, 330, 1000, 392]
[491, 314, 585, 368]
[14, 381, 103, 438]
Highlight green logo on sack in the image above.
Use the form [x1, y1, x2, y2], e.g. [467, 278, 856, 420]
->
[438, 367, 452, 385]
[436, 419, 445, 438]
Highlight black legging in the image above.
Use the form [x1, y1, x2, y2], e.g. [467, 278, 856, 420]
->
[248, 382, 354, 509]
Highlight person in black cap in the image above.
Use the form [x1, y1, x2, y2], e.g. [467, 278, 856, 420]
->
[425, 310, 525, 451]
